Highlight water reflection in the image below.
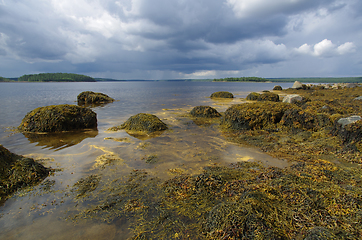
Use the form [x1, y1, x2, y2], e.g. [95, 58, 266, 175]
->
[23, 129, 98, 150]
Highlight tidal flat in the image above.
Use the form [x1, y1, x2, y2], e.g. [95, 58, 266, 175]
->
[0, 82, 361, 239]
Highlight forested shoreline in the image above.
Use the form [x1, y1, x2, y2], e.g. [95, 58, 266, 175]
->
[17, 73, 96, 82]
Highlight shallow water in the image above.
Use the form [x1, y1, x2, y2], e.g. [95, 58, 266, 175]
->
[0, 81, 293, 239]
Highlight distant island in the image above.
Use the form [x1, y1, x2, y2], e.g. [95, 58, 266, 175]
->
[17, 73, 96, 82]
[214, 76, 362, 83]
[0, 76, 12, 82]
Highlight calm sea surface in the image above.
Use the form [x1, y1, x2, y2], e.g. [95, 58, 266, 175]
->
[0, 81, 293, 239]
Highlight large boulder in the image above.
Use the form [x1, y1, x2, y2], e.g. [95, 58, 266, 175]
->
[18, 104, 97, 133]
[0, 145, 49, 201]
[220, 102, 290, 130]
[77, 91, 114, 105]
[282, 94, 303, 104]
[109, 113, 167, 134]
[190, 106, 221, 118]
[292, 81, 304, 89]
[210, 91, 234, 98]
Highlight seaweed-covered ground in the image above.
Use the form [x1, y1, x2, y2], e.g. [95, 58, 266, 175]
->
[62, 86, 362, 239]
[1, 85, 362, 239]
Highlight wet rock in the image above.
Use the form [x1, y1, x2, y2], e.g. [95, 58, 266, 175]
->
[273, 85, 283, 90]
[210, 91, 234, 98]
[0, 145, 50, 201]
[77, 91, 114, 105]
[109, 113, 167, 134]
[190, 106, 221, 118]
[246, 92, 260, 100]
[292, 81, 304, 89]
[258, 92, 279, 102]
[221, 102, 290, 130]
[282, 94, 303, 104]
[18, 104, 97, 133]
[354, 96, 362, 101]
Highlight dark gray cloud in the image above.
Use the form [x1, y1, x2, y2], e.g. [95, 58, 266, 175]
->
[0, 0, 360, 79]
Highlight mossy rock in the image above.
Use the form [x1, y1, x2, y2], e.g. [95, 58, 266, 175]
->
[258, 92, 280, 102]
[77, 91, 114, 105]
[0, 145, 49, 201]
[110, 113, 167, 134]
[280, 109, 331, 131]
[246, 92, 260, 100]
[273, 85, 283, 90]
[331, 118, 362, 144]
[221, 102, 291, 130]
[210, 91, 234, 98]
[190, 106, 221, 118]
[18, 104, 97, 133]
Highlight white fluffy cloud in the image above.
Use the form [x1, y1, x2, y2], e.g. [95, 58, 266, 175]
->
[296, 39, 356, 57]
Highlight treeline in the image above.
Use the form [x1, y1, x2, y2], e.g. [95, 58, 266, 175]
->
[266, 77, 362, 83]
[213, 77, 268, 82]
[18, 73, 96, 82]
[0, 76, 11, 82]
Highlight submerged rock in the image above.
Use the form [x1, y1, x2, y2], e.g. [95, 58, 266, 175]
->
[18, 104, 97, 133]
[77, 91, 114, 105]
[190, 106, 221, 118]
[0, 145, 49, 201]
[210, 91, 234, 98]
[109, 113, 167, 134]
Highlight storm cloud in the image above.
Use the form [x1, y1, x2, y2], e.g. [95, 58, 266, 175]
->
[0, 0, 361, 79]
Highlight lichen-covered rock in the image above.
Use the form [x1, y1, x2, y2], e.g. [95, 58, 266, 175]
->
[221, 102, 291, 130]
[190, 106, 221, 118]
[109, 113, 167, 134]
[258, 92, 280, 102]
[273, 85, 283, 90]
[246, 92, 260, 101]
[282, 94, 303, 104]
[18, 104, 97, 133]
[210, 91, 234, 98]
[77, 91, 114, 105]
[0, 145, 49, 201]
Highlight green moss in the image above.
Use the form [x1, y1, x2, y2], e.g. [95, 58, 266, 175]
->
[210, 91, 234, 98]
[18, 104, 97, 133]
[246, 92, 260, 100]
[108, 113, 167, 134]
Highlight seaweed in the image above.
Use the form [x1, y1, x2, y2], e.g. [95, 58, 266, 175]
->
[18, 104, 97, 133]
[190, 106, 221, 118]
[108, 113, 167, 135]
[77, 91, 114, 106]
[0, 145, 50, 203]
[210, 91, 234, 98]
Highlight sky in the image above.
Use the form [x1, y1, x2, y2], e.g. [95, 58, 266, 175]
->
[0, 0, 361, 80]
